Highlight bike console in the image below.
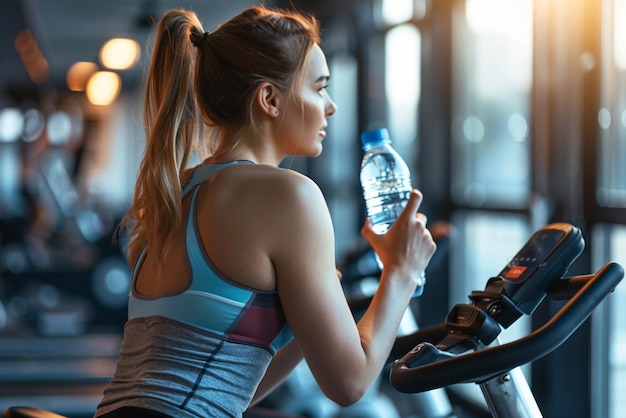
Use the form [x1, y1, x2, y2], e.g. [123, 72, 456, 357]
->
[470, 222, 584, 328]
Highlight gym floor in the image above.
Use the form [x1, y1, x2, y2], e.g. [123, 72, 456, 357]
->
[0, 334, 120, 418]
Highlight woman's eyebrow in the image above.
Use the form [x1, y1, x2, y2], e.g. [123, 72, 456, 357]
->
[315, 74, 330, 83]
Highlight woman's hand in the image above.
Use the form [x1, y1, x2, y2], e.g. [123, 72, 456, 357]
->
[361, 189, 436, 292]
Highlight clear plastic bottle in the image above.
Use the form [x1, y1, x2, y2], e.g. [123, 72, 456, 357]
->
[360, 128, 412, 234]
[360, 127, 425, 296]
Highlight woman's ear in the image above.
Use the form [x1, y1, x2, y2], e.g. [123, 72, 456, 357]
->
[256, 82, 281, 118]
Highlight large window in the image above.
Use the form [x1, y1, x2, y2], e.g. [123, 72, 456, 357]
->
[598, 0, 626, 207]
[385, 24, 421, 175]
[592, 225, 626, 418]
[451, 0, 533, 208]
[595, 1, 626, 417]
[373, 0, 536, 406]
[606, 228, 626, 418]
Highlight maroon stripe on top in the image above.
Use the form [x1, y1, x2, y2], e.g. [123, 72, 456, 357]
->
[228, 305, 287, 347]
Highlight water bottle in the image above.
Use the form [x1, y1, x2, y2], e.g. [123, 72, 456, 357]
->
[360, 128, 425, 296]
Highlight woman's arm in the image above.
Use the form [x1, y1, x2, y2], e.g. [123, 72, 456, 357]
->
[266, 174, 435, 407]
[248, 339, 303, 407]
[249, 268, 343, 407]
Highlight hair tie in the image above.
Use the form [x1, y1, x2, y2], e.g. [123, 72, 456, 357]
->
[191, 31, 210, 48]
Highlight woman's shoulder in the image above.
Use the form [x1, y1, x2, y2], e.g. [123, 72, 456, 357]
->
[200, 163, 332, 248]
[198, 163, 325, 214]
[216, 163, 321, 196]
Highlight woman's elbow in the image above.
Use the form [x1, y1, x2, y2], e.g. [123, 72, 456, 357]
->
[322, 382, 368, 407]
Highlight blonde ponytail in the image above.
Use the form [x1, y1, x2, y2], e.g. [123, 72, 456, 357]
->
[122, 9, 204, 261]
[119, 6, 321, 262]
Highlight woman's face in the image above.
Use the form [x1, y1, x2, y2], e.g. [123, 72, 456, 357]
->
[277, 43, 337, 157]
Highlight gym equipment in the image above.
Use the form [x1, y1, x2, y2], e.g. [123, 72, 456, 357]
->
[0, 148, 129, 335]
[390, 222, 624, 417]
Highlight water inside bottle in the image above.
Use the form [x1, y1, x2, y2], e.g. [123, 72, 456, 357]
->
[363, 178, 412, 235]
[363, 177, 425, 297]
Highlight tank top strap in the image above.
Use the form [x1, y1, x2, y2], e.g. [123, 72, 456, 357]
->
[130, 160, 254, 282]
[181, 160, 254, 199]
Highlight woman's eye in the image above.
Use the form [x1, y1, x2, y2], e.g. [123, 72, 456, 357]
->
[318, 85, 328, 96]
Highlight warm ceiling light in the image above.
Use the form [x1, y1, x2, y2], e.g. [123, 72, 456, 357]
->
[66, 61, 98, 91]
[100, 38, 140, 70]
[14, 29, 49, 84]
[86, 71, 121, 106]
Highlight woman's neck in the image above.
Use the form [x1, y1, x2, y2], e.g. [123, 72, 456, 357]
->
[207, 148, 283, 167]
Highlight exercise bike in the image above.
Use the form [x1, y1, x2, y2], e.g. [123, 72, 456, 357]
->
[389, 222, 624, 417]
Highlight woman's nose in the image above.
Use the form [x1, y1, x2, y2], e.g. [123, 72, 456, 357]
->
[325, 96, 338, 117]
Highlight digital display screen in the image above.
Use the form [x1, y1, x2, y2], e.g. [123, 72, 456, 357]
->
[502, 229, 566, 282]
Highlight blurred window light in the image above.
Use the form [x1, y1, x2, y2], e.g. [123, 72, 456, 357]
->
[615, 0, 626, 69]
[451, 0, 532, 207]
[91, 257, 131, 309]
[0, 108, 24, 143]
[604, 225, 626, 418]
[598, 108, 612, 130]
[463, 116, 485, 143]
[508, 113, 529, 142]
[22, 108, 44, 142]
[86, 71, 122, 106]
[66, 61, 98, 92]
[598, 0, 626, 208]
[0, 147, 19, 214]
[47, 111, 72, 145]
[380, 0, 413, 25]
[465, 0, 533, 99]
[100, 38, 140, 70]
[385, 24, 421, 146]
[466, 0, 531, 35]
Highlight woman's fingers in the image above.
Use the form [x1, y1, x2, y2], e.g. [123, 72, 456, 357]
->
[399, 190, 423, 221]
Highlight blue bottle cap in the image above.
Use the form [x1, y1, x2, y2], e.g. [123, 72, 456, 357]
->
[360, 128, 390, 149]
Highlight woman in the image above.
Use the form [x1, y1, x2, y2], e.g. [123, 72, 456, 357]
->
[94, 5, 436, 418]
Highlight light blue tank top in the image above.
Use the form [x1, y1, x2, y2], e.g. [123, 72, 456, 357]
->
[128, 160, 292, 353]
[95, 161, 293, 417]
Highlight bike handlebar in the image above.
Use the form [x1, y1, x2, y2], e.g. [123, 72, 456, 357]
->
[390, 262, 624, 394]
